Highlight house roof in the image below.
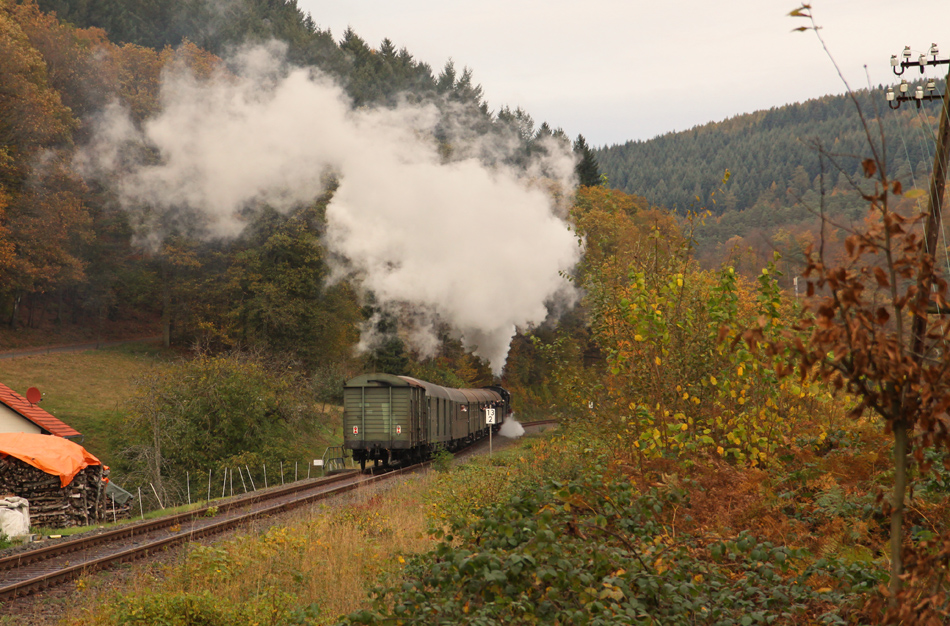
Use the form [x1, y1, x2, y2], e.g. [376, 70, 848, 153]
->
[0, 382, 81, 438]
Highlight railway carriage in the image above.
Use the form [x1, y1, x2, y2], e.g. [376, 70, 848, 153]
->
[343, 373, 511, 470]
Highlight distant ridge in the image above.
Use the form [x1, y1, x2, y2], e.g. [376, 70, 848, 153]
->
[596, 81, 945, 216]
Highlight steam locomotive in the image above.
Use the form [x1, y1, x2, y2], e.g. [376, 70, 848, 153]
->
[342, 373, 511, 471]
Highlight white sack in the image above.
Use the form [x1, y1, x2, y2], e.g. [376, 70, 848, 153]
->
[0, 496, 30, 538]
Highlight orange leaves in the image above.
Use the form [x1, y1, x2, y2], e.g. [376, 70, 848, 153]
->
[0, 189, 13, 274]
[872, 266, 890, 288]
[0, 7, 75, 151]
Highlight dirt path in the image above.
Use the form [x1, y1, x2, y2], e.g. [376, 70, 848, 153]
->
[0, 336, 162, 360]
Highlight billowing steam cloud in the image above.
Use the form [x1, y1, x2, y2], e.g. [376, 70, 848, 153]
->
[79, 43, 581, 372]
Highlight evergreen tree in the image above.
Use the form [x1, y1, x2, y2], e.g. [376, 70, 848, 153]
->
[573, 134, 601, 187]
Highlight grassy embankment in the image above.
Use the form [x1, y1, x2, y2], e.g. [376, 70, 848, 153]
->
[35, 414, 928, 625]
[46, 431, 564, 626]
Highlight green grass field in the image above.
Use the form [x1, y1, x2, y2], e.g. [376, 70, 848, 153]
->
[0, 342, 169, 460]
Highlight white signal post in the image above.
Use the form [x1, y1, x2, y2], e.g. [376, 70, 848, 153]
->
[485, 407, 496, 457]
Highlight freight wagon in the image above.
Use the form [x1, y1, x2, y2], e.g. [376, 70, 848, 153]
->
[342, 373, 511, 471]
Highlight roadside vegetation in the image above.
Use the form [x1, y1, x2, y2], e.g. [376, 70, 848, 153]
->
[58, 432, 569, 626]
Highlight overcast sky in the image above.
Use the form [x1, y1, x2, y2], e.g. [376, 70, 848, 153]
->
[295, 1, 950, 147]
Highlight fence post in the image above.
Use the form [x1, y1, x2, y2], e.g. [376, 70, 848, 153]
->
[238, 466, 247, 493]
[280, 461, 284, 485]
[246, 465, 256, 491]
[149, 482, 165, 509]
[263, 463, 267, 489]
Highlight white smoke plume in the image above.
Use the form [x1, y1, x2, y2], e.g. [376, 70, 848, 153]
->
[499, 415, 525, 438]
[78, 43, 581, 373]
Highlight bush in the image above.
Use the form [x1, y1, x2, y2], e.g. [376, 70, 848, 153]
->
[116, 352, 334, 507]
[341, 466, 882, 625]
[431, 449, 453, 473]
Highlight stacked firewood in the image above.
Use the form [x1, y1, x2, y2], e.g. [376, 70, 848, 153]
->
[104, 493, 133, 521]
[0, 456, 107, 528]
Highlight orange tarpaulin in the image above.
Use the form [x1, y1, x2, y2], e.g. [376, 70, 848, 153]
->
[0, 432, 101, 488]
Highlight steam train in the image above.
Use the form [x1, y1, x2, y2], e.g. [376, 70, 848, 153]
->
[342, 373, 511, 471]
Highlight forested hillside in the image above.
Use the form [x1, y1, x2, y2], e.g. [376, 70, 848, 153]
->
[0, 0, 586, 380]
[597, 84, 946, 270]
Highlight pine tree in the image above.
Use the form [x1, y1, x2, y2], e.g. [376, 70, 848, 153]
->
[573, 134, 601, 187]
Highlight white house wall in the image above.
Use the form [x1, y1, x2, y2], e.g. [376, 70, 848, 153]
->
[0, 404, 42, 434]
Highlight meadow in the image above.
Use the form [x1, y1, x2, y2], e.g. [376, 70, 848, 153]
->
[0, 343, 167, 459]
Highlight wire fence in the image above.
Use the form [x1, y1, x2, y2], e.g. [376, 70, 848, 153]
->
[122, 451, 354, 520]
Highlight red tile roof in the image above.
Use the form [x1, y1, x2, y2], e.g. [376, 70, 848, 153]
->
[0, 382, 81, 438]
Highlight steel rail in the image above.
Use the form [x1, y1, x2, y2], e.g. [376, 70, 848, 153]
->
[0, 470, 358, 573]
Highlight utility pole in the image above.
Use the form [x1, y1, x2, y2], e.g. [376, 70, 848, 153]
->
[888, 44, 950, 269]
[885, 42, 950, 602]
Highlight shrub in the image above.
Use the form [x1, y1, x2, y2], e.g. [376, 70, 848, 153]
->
[431, 449, 453, 473]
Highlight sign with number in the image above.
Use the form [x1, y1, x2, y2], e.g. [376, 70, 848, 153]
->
[396, 425, 402, 434]
[353, 426, 359, 435]
[485, 408, 496, 425]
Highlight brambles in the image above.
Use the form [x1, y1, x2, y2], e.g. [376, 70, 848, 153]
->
[342, 468, 881, 626]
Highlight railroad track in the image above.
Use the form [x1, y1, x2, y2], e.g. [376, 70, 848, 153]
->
[0, 418, 557, 601]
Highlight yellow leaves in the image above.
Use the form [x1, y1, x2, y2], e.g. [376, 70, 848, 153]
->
[634, 334, 644, 342]
[692, 574, 704, 584]
[709, 376, 718, 386]
[717, 446, 725, 456]
[737, 365, 744, 377]
[691, 396, 701, 405]
[655, 356, 662, 366]
[680, 423, 688, 432]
